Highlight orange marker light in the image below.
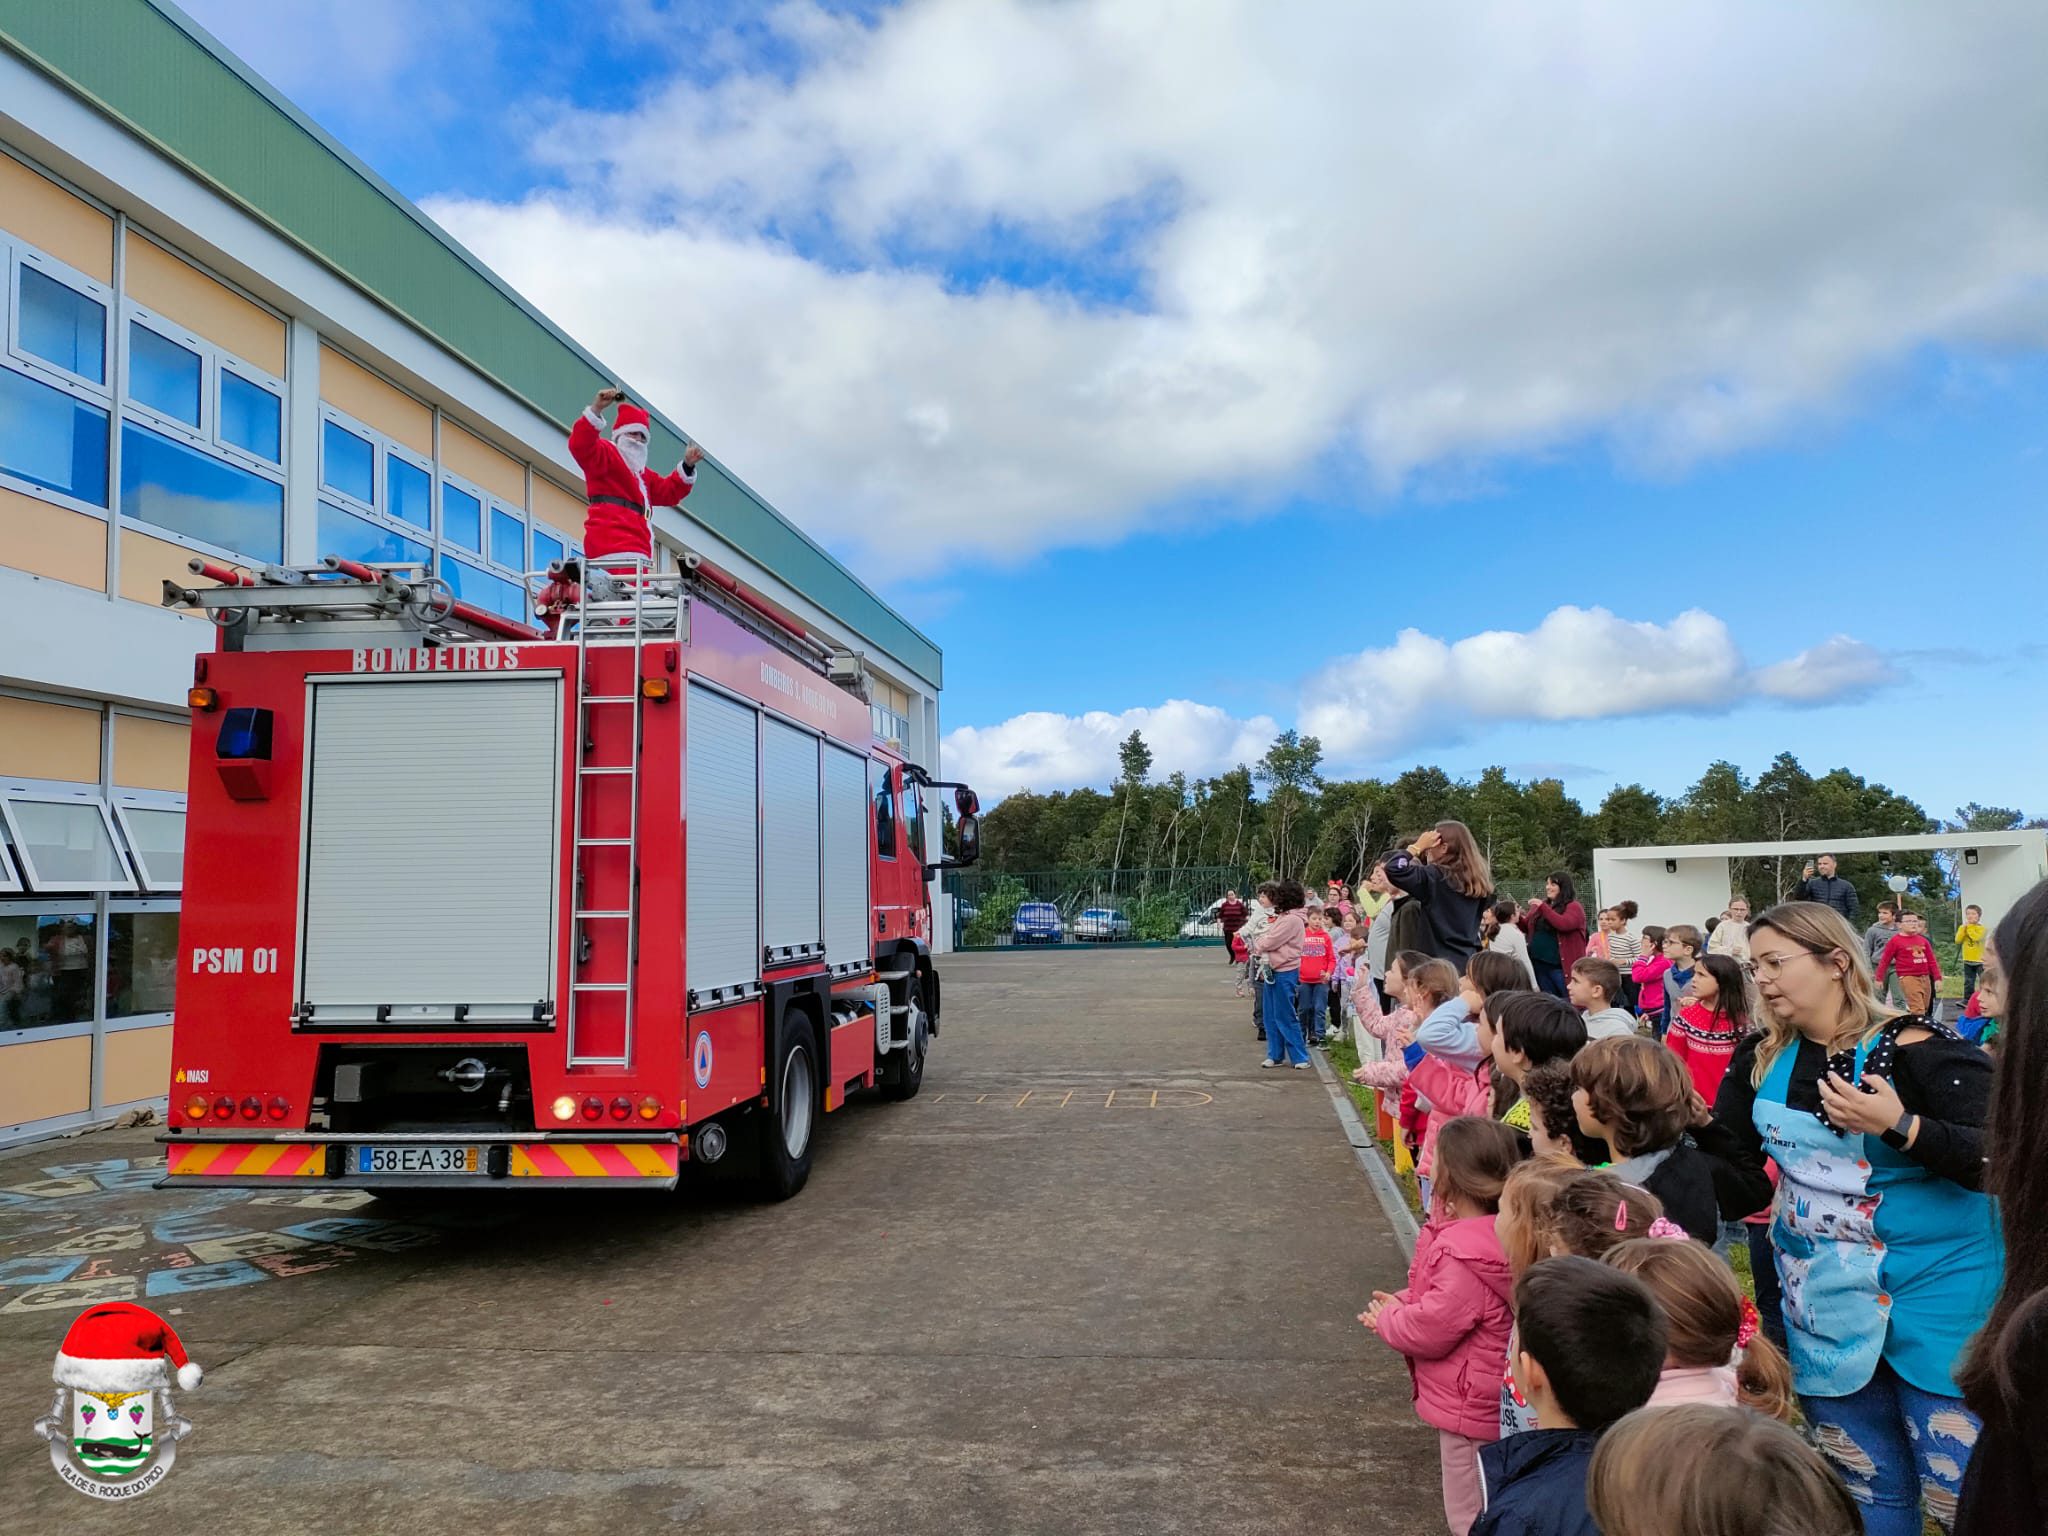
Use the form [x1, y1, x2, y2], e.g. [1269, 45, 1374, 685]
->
[188, 686, 218, 712]
[640, 678, 671, 701]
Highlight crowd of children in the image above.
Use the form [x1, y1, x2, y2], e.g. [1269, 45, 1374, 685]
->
[1218, 825, 2026, 1536]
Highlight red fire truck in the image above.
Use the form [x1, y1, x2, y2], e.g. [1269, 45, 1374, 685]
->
[155, 551, 979, 1199]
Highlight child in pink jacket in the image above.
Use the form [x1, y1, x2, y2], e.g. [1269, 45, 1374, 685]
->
[1362, 1116, 1521, 1536]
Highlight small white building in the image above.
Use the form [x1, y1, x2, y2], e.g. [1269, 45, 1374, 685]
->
[1593, 832, 2048, 934]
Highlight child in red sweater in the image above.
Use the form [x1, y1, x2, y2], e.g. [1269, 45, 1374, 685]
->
[1665, 953, 1752, 1104]
[1876, 911, 1944, 1016]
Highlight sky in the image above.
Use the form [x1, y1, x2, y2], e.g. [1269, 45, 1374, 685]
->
[182, 0, 2048, 818]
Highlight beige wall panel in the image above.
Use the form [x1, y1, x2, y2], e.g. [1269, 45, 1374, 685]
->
[442, 422, 526, 505]
[124, 236, 287, 375]
[319, 346, 431, 454]
[118, 528, 215, 621]
[0, 155, 113, 282]
[113, 715, 189, 793]
[532, 476, 583, 542]
[0, 485, 106, 590]
[0, 696, 100, 782]
[0, 1035, 92, 1127]
[103, 1025, 173, 1105]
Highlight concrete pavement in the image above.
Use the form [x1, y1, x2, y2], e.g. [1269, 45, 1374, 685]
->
[0, 947, 1438, 1534]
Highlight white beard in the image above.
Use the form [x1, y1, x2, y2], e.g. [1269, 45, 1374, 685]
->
[615, 434, 648, 477]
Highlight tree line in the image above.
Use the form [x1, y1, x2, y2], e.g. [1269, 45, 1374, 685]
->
[972, 730, 2041, 912]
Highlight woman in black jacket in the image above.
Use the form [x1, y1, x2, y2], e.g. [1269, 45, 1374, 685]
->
[1382, 820, 1492, 967]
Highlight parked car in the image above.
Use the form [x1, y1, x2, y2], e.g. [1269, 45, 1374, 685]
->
[1179, 897, 1227, 939]
[1012, 901, 1065, 944]
[1072, 907, 1132, 942]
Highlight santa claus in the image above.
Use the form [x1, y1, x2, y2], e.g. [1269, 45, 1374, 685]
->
[564, 386, 702, 599]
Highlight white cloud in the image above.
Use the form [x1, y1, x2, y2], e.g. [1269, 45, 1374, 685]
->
[948, 607, 1899, 795]
[940, 701, 1279, 800]
[417, 0, 2048, 571]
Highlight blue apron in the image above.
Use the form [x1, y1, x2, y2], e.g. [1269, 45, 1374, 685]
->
[1754, 1039, 2001, 1398]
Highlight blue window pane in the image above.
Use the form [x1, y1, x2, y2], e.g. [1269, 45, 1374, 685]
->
[127, 322, 201, 426]
[318, 501, 429, 568]
[490, 506, 524, 568]
[322, 419, 373, 503]
[532, 528, 564, 570]
[121, 422, 283, 562]
[387, 455, 430, 529]
[0, 364, 108, 504]
[219, 370, 281, 462]
[439, 554, 525, 622]
[18, 266, 105, 383]
[442, 482, 481, 552]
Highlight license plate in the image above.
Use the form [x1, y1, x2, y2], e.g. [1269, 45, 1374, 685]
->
[350, 1144, 481, 1175]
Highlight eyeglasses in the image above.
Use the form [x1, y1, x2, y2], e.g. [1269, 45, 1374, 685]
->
[1745, 949, 1826, 980]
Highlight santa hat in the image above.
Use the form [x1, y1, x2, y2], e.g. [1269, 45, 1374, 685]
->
[52, 1303, 202, 1393]
[612, 403, 651, 438]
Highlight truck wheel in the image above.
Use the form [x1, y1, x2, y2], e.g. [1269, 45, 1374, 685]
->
[879, 977, 929, 1102]
[755, 1015, 818, 1201]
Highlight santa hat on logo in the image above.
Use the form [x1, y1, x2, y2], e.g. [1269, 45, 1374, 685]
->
[52, 1303, 203, 1393]
[611, 402, 651, 439]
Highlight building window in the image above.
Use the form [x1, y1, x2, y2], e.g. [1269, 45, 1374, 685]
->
[322, 417, 375, 505]
[387, 452, 432, 530]
[441, 479, 482, 553]
[121, 420, 285, 564]
[0, 363, 108, 506]
[128, 319, 202, 427]
[532, 526, 566, 572]
[0, 911, 98, 1029]
[110, 796, 185, 892]
[491, 504, 525, 570]
[437, 552, 525, 622]
[219, 366, 281, 463]
[16, 262, 106, 386]
[319, 499, 430, 569]
[107, 909, 179, 1019]
[0, 787, 136, 893]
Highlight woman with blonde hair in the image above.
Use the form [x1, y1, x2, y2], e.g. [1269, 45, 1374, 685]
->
[1383, 820, 1494, 968]
[1709, 900, 1998, 1536]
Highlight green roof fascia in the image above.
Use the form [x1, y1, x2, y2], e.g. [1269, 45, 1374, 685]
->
[0, 0, 940, 688]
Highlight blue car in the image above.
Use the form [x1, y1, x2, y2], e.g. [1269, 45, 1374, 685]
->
[1012, 901, 1064, 944]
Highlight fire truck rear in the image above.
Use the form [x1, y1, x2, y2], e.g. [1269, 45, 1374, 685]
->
[156, 552, 979, 1199]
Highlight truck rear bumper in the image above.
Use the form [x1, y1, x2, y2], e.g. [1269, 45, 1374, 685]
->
[154, 1133, 683, 1190]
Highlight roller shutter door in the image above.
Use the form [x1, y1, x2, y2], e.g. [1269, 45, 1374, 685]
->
[300, 677, 560, 1020]
[761, 718, 822, 956]
[822, 744, 871, 969]
[686, 684, 760, 998]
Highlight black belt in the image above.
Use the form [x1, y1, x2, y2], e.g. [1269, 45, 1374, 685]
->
[587, 494, 647, 514]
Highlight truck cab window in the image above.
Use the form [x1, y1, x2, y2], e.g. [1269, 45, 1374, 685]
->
[874, 774, 897, 859]
[904, 784, 924, 863]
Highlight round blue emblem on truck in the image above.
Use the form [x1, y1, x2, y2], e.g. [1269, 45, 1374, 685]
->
[693, 1030, 714, 1089]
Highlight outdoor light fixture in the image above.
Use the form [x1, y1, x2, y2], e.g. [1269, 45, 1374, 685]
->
[1965, 848, 1980, 866]
[1664, 859, 1678, 874]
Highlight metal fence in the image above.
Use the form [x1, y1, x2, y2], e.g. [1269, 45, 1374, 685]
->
[943, 866, 1254, 949]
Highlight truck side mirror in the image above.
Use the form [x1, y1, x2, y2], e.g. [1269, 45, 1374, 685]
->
[955, 814, 980, 867]
[955, 787, 980, 818]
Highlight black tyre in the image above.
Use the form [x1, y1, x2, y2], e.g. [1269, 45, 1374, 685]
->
[755, 1012, 818, 1201]
[879, 977, 930, 1102]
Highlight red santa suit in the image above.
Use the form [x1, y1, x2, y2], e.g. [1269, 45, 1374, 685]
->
[567, 401, 695, 563]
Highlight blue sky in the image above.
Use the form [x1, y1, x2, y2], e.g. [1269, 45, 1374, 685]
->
[182, 0, 2048, 819]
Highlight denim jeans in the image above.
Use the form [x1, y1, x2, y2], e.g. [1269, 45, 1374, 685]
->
[1296, 979, 1330, 1043]
[1802, 1360, 1979, 1535]
[1531, 960, 1567, 999]
[1962, 962, 1982, 1001]
[1263, 969, 1309, 1064]
[1745, 1223, 1788, 1353]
